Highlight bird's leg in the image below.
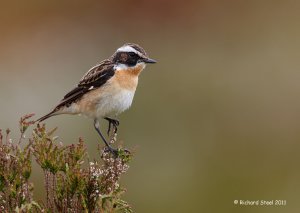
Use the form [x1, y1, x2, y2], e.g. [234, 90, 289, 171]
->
[104, 117, 120, 136]
[94, 119, 118, 157]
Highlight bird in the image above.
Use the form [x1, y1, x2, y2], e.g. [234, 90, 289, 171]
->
[37, 43, 156, 155]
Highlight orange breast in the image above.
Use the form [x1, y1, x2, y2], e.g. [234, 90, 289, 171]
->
[114, 64, 144, 90]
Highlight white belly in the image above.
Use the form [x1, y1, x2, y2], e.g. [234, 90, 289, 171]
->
[62, 89, 135, 119]
[61, 75, 139, 119]
[95, 89, 135, 118]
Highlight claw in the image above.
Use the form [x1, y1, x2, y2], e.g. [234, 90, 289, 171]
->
[103, 146, 119, 158]
[105, 117, 120, 136]
[124, 148, 131, 154]
[107, 121, 112, 136]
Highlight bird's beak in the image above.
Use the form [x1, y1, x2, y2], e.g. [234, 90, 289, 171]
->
[142, 57, 157, 64]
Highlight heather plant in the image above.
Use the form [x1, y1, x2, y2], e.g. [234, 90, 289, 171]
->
[0, 114, 133, 212]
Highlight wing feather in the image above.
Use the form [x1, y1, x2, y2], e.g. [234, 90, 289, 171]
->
[55, 59, 115, 110]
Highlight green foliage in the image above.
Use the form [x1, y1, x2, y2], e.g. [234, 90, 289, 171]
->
[0, 114, 133, 212]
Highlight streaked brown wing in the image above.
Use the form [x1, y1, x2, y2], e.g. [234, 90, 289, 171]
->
[79, 59, 113, 86]
[54, 59, 115, 110]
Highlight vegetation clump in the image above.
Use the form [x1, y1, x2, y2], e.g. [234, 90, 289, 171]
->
[0, 114, 133, 212]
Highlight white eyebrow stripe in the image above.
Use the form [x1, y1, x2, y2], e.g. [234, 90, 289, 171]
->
[117, 45, 141, 55]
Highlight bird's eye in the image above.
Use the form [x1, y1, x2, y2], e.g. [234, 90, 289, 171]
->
[128, 52, 136, 57]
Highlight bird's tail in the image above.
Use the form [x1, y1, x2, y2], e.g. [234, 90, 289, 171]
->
[36, 109, 58, 123]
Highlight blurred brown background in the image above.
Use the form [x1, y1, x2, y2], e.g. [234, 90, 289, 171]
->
[1, 0, 300, 212]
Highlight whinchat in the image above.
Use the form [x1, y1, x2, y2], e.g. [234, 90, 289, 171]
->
[37, 43, 156, 155]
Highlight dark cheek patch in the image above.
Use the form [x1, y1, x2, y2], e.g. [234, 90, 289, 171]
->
[120, 53, 128, 62]
[115, 52, 139, 66]
[127, 55, 139, 66]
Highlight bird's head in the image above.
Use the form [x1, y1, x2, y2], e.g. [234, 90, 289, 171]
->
[111, 43, 156, 71]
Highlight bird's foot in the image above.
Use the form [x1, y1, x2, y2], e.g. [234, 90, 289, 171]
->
[104, 146, 119, 158]
[105, 117, 120, 136]
[103, 146, 131, 158]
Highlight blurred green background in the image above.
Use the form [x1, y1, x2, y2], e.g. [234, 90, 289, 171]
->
[1, 1, 300, 212]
